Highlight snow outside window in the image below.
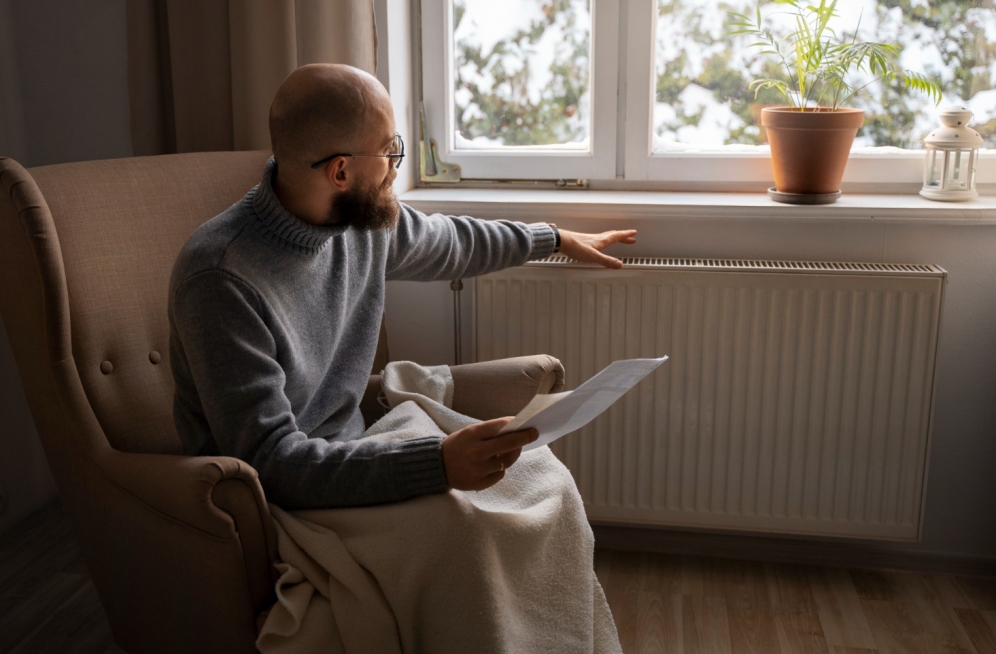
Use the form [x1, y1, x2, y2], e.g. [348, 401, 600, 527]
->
[421, 0, 996, 185]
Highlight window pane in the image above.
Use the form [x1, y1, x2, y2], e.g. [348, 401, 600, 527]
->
[452, 0, 592, 150]
[653, 0, 996, 152]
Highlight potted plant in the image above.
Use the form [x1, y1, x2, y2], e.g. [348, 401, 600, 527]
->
[728, 0, 942, 203]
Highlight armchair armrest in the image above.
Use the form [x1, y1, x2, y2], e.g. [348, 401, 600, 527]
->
[450, 354, 565, 420]
[359, 355, 565, 426]
[95, 449, 278, 613]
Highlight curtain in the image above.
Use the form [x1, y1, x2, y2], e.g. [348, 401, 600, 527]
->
[126, 0, 378, 155]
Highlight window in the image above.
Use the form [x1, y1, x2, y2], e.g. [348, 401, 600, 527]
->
[419, 0, 996, 186]
[452, 0, 592, 150]
[421, 0, 618, 180]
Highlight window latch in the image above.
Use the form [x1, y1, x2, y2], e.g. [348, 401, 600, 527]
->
[419, 104, 461, 183]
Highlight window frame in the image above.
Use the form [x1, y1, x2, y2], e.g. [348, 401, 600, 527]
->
[419, 0, 619, 181]
[419, 0, 996, 188]
[621, 0, 996, 187]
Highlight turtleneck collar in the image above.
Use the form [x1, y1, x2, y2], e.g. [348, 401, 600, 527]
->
[246, 157, 347, 255]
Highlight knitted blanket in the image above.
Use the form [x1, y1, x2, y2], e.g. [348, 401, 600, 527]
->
[256, 361, 621, 654]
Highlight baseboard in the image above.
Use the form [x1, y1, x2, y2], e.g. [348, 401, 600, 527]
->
[591, 522, 996, 578]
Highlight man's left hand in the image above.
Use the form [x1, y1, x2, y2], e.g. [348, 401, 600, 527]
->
[558, 229, 637, 269]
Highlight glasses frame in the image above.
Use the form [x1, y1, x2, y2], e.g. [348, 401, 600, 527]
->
[310, 133, 405, 170]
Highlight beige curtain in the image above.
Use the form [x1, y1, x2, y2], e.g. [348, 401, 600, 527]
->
[126, 0, 378, 156]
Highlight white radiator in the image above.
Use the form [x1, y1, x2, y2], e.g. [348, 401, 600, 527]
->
[475, 257, 946, 541]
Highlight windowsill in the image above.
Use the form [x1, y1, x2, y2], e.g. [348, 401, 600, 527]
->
[400, 187, 996, 224]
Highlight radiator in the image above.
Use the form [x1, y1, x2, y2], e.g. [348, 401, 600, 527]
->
[475, 257, 946, 541]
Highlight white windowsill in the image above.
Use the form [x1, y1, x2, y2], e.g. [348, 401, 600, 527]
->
[400, 188, 996, 224]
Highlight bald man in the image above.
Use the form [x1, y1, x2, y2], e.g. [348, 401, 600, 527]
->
[168, 64, 636, 509]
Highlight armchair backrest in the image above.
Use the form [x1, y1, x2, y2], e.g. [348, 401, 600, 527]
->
[1, 152, 390, 458]
[3, 151, 390, 460]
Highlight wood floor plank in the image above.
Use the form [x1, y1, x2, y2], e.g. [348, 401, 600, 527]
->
[955, 609, 996, 654]
[678, 556, 706, 597]
[635, 591, 681, 654]
[9, 578, 114, 654]
[808, 566, 878, 650]
[861, 599, 927, 654]
[862, 598, 975, 654]
[641, 553, 683, 595]
[830, 648, 879, 653]
[774, 619, 831, 654]
[766, 563, 829, 654]
[594, 548, 613, 590]
[682, 595, 733, 654]
[0, 505, 85, 618]
[0, 571, 90, 652]
[929, 575, 978, 610]
[766, 563, 820, 615]
[891, 572, 977, 652]
[0, 502, 65, 560]
[850, 571, 898, 601]
[719, 560, 782, 654]
[953, 577, 996, 612]
[0, 538, 88, 616]
[600, 550, 643, 653]
[980, 609, 996, 635]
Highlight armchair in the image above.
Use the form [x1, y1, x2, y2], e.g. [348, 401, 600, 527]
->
[0, 151, 565, 654]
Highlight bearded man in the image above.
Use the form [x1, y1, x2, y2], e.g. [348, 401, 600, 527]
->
[168, 63, 636, 511]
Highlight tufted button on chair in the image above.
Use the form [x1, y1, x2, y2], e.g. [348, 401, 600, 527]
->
[0, 152, 565, 654]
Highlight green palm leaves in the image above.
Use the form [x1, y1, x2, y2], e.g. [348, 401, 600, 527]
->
[727, 0, 942, 111]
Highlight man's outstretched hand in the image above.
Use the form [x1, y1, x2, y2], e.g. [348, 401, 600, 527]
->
[441, 417, 538, 491]
[559, 228, 637, 269]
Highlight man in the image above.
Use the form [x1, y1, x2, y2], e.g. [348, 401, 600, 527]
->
[169, 63, 636, 510]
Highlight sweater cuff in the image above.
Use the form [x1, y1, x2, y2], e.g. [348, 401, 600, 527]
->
[396, 435, 450, 497]
[525, 222, 557, 261]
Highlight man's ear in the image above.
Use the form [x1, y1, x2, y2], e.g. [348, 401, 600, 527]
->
[325, 158, 351, 192]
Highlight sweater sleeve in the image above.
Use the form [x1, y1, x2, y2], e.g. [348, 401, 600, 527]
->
[385, 202, 557, 281]
[169, 269, 449, 509]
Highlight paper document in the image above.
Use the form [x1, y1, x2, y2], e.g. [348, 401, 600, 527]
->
[498, 355, 669, 452]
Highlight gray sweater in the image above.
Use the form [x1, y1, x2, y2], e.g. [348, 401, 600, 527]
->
[169, 158, 555, 509]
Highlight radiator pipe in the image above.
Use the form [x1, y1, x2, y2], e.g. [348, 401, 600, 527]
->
[451, 278, 464, 364]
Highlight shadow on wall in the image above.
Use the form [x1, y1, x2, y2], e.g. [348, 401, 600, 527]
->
[0, 0, 133, 531]
[0, 318, 56, 533]
[0, 0, 132, 167]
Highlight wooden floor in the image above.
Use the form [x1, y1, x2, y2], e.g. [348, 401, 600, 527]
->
[3, 502, 995, 654]
[0, 502, 123, 654]
[595, 549, 996, 653]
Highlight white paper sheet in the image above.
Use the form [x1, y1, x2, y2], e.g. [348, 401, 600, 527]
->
[497, 355, 669, 452]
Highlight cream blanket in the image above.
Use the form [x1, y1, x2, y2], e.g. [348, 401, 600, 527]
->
[256, 361, 622, 654]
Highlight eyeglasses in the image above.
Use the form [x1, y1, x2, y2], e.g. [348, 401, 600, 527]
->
[310, 133, 405, 170]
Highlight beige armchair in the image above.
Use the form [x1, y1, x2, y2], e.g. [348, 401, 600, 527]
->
[0, 152, 565, 654]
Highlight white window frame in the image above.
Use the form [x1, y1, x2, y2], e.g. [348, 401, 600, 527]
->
[420, 0, 996, 188]
[621, 0, 957, 187]
[419, 0, 619, 180]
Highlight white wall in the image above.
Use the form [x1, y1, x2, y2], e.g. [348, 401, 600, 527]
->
[390, 202, 996, 560]
[386, 280, 460, 364]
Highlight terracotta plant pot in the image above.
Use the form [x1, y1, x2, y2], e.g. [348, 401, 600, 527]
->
[761, 107, 865, 195]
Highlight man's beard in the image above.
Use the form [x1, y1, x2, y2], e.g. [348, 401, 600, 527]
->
[327, 172, 400, 231]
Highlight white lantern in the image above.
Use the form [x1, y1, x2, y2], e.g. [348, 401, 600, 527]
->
[921, 106, 983, 202]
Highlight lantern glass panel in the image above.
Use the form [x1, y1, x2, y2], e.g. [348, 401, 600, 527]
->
[945, 149, 972, 190]
[925, 149, 942, 188]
